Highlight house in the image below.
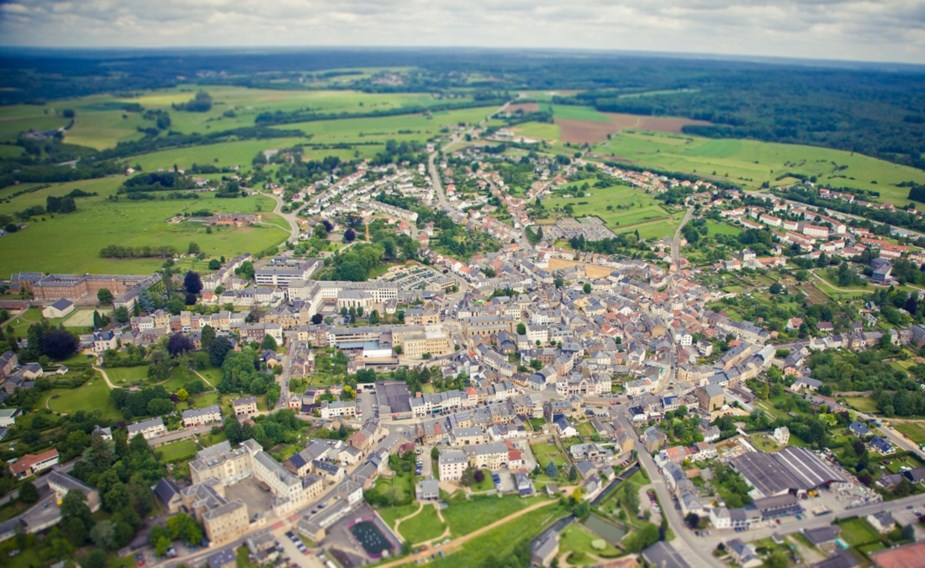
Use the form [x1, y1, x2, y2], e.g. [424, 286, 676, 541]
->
[803, 526, 841, 547]
[415, 478, 440, 502]
[643, 427, 667, 453]
[849, 421, 870, 438]
[127, 417, 166, 441]
[869, 436, 894, 455]
[530, 526, 561, 568]
[726, 538, 762, 568]
[790, 376, 822, 392]
[553, 415, 577, 438]
[641, 541, 690, 568]
[772, 426, 789, 446]
[232, 396, 258, 417]
[695, 384, 724, 413]
[9, 448, 59, 478]
[206, 547, 237, 568]
[0, 409, 20, 427]
[153, 477, 183, 513]
[47, 471, 101, 512]
[182, 405, 222, 427]
[866, 511, 895, 534]
[43, 298, 75, 319]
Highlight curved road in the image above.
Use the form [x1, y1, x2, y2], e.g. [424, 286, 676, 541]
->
[264, 191, 302, 243]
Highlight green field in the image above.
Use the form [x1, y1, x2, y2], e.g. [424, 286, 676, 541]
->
[544, 181, 679, 239]
[429, 503, 566, 568]
[42, 374, 120, 420]
[559, 522, 621, 561]
[377, 503, 420, 529]
[548, 104, 610, 122]
[593, 130, 925, 205]
[837, 518, 883, 547]
[511, 121, 560, 140]
[530, 441, 568, 468]
[706, 220, 742, 236]
[103, 366, 151, 386]
[0, 176, 286, 274]
[156, 439, 198, 463]
[398, 505, 447, 544]
[843, 397, 879, 413]
[893, 421, 925, 446]
[442, 494, 542, 537]
[0, 87, 474, 150]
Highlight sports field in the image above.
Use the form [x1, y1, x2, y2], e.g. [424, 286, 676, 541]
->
[593, 130, 925, 205]
[0, 176, 286, 274]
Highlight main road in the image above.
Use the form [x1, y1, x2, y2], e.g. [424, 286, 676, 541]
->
[615, 415, 718, 567]
[670, 208, 694, 271]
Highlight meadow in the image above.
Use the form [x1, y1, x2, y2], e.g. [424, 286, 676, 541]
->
[593, 130, 925, 205]
[41, 373, 121, 420]
[544, 181, 680, 239]
[0, 87, 476, 150]
[0, 176, 286, 274]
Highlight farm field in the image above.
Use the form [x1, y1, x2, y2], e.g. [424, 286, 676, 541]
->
[0, 87, 476, 150]
[544, 181, 680, 239]
[0, 176, 286, 274]
[130, 136, 307, 171]
[592, 130, 925, 205]
[511, 121, 560, 141]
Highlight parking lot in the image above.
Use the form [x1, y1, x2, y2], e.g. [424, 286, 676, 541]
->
[273, 526, 325, 568]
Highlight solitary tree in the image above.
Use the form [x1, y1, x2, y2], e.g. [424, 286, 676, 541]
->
[97, 288, 114, 305]
[184, 271, 203, 295]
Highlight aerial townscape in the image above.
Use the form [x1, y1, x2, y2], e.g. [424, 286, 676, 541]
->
[1, 4, 925, 568]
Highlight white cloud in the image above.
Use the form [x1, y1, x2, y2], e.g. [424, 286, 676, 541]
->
[0, 0, 921, 63]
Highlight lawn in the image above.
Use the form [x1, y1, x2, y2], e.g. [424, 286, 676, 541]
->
[592, 130, 925, 205]
[42, 374, 121, 420]
[706, 220, 742, 236]
[837, 518, 882, 547]
[894, 421, 925, 446]
[156, 439, 198, 463]
[442, 494, 542, 537]
[428, 502, 567, 568]
[4, 307, 48, 339]
[559, 522, 621, 561]
[530, 441, 568, 468]
[0, 176, 286, 274]
[103, 366, 150, 386]
[843, 397, 879, 414]
[377, 503, 420, 529]
[471, 469, 495, 492]
[398, 505, 447, 545]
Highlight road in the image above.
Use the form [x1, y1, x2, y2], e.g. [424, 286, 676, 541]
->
[264, 190, 302, 243]
[670, 208, 694, 271]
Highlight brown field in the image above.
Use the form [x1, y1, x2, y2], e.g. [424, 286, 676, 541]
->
[556, 113, 712, 145]
[799, 283, 831, 304]
[507, 102, 541, 113]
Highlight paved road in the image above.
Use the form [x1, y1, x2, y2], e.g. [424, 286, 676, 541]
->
[614, 414, 718, 567]
[264, 191, 302, 242]
[671, 208, 694, 271]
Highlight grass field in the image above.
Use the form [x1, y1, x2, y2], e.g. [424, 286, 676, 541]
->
[843, 397, 879, 413]
[530, 441, 568, 468]
[104, 366, 151, 386]
[156, 439, 198, 463]
[398, 505, 446, 544]
[837, 518, 883, 547]
[893, 421, 925, 446]
[442, 494, 543, 537]
[547, 104, 611, 122]
[42, 374, 120, 420]
[377, 503, 419, 529]
[0, 176, 286, 274]
[706, 220, 742, 236]
[429, 503, 566, 568]
[593, 130, 925, 205]
[511, 121, 560, 140]
[544, 181, 679, 239]
[0, 87, 474, 150]
[559, 522, 621, 561]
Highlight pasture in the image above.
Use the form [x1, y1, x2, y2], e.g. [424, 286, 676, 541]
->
[593, 130, 925, 205]
[0, 176, 286, 274]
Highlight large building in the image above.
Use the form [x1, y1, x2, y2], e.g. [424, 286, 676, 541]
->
[182, 405, 222, 427]
[127, 417, 166, 441]
[9, 449, 59, 479]
[729, 447, 847, 498]
[181, 483, 249, 545]
[17, 272, 157, 302]
[375, 380, 413, 420]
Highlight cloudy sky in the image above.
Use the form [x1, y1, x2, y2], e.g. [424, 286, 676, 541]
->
[1, 0, 923, 64]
